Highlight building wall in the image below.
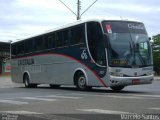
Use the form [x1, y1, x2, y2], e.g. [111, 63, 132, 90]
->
[2, 60, 11, 73]
[0, 42, 10, 75]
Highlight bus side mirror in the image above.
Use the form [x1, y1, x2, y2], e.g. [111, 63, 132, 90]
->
[149, 37, 151, 41]
[103, 34, 108, 48]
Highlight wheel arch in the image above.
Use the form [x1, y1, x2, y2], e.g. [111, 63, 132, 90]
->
[73, 68, 89, 86]
[23, 71, 30, 83]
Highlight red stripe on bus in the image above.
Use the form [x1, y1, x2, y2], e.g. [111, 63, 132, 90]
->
[53, 54, 108, 88]
[13, 53, 108, 88]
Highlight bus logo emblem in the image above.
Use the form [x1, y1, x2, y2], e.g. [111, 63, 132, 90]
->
[81, 50, 88, 60]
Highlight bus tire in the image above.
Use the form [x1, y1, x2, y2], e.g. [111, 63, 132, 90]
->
[76, 73, 92, 91]
[24, 74, 37, 88]
[50, 84, 60, 89]
[110, 86, 125, 91]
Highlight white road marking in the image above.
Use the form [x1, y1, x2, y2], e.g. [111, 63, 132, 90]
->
[46, 95, 81, 99]
[133, 94, 160, 98]
[71, 93, 104, 97]
[21, 97, 57, 102]
[0, 99, 28, 105]
[148, 108, 160, 110]
[0, 95, 81, 103]
[106, 95, 146, 99]
[71, 93, 160, 99]
[78, 109, 131, 114]
[0, 111, 42, 114]
[71, 93, 150, 99]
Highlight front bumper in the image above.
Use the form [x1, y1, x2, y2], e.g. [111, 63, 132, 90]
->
[109, 75, 154, 87]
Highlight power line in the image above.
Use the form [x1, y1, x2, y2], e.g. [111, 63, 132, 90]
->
[80, 0, 97, 17]
[58, 0, 77, 16]
[58, 0, 98, 20]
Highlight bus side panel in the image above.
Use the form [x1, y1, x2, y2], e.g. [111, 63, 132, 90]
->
[11, 54, 108, 87]
[11, 59, 23, 83]
[20, 55, 74, 85]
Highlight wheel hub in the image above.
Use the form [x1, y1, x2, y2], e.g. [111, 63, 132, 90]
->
[78, 77, 86, 88]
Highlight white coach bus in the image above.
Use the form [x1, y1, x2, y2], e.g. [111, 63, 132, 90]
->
[11, 19, 154, 91]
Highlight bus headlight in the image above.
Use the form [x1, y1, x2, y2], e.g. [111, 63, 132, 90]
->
[110, 72, 123, 77]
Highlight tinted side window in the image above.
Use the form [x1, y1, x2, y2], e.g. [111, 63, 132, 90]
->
[25, 39, 34, 53]
[42, 33, 55, 49]
[35, 37, 43, 51]
[11, 44, 17, 55]
[62, 30, 69, 46]
[12, 42, 24, 55]
[48, 33, 55, 49]
[55, 32, 63, 47]
[87, 22, 106, 66]
[17, 42, 25, 55]
[12, 43, 18, 55]
[70, 24, 85, 45]
[42, 36, 47, 49]
[55, 30, 69, 47]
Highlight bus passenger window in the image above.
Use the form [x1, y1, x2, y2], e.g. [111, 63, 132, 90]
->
[62, 30, 69, 46]
[42, 36, 47, 49]
[11, 45, 16, 55]
[70, 24, 85, 45]
[16, 42, 24, 55]
[36, 37, 43, 51]
[48, 34, 55, 49]
[55, 32, 63, 47]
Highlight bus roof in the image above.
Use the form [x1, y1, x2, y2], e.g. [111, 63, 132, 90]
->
[12, 18, 142, 43]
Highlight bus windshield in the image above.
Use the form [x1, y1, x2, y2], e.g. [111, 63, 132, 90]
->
[102, 21, 153, 68]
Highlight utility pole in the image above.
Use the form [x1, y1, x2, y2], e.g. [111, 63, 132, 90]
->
[77, 0, 81, 20]
[58, 0, 98, 20]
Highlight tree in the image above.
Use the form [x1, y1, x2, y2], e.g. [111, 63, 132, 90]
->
[152, 34, 160, 75]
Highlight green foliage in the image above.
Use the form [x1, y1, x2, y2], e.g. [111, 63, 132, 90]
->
[153, 34, 160, 45]
[152, 34, 160, 75]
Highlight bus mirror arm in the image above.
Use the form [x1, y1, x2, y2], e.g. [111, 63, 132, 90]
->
[149, 37, 151, 41]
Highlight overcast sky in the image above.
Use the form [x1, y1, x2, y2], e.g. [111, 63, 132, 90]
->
[0, 0, 160, 42]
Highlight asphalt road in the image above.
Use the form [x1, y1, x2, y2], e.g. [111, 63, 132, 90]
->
[0, 76, 160, 120]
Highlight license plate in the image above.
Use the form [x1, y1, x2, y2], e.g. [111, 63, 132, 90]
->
[132, 79, 140, 85]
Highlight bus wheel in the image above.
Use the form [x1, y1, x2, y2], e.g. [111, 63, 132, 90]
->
[76, 73, 91, 90]
[24, 74, 37, 88]
[50, 84, 60, 89]
[110, 86, 125, 91]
